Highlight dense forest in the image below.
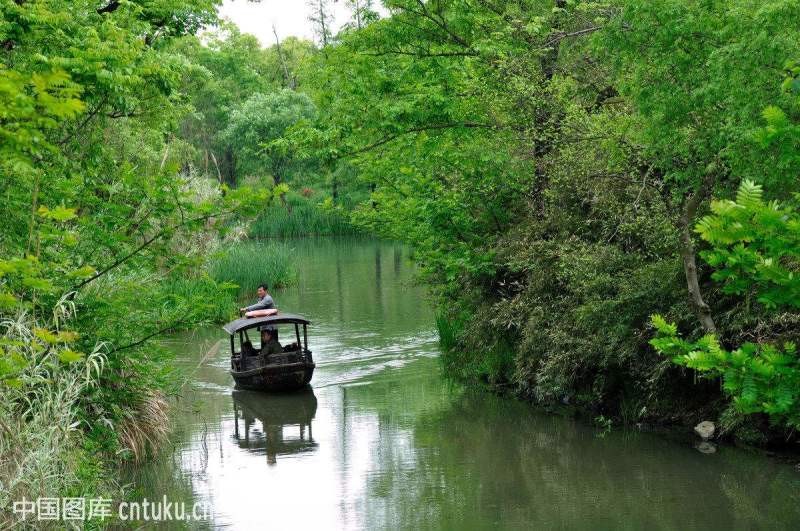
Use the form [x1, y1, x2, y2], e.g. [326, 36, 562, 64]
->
[2, 0, 800, 520]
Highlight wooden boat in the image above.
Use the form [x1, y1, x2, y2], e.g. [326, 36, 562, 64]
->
[224, 313, 315, 392]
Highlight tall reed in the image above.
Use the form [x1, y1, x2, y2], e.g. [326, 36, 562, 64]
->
[0, 301, 111, 527]
[210, 241, 297, 292]
[249, 201, 358, 238]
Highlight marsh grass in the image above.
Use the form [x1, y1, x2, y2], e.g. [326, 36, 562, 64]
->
[161, 274, 238, 323]
[249, 201, 358, 238]
[436, 314, 461, 352]
[210, 241, 297, 292]
[0, 303, 110, 527]
[118, 390, 171, 462]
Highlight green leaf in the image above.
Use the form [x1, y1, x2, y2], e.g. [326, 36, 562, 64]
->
[58, 350, 84, 364]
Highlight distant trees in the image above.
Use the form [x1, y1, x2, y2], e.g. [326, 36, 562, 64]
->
[222, 90, 317, 186]
[308, 0, 334, 46]
[174, 24, 316, 184]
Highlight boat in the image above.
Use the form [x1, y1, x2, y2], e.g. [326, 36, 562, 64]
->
[223, 313, 315, 392]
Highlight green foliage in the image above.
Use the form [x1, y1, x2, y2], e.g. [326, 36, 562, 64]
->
[651, 176, 800, 431]
[222, 89, 317, 184]
[285, 0, 800, 439]
[0, 0, 277, 510]
[249, 195, 359, 237]
[651, 316, 800, 429]
[697, 180, 800, 310]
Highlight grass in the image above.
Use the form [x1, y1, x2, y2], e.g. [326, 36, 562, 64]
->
[249, 200, 359, 238]
[160, 274, 238, 324]
[0, 302, 115, 527]
[436, 313, 461, 352]
[210, 241, 297, 293]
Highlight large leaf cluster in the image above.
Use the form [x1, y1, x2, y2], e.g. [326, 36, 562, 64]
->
[698, 180, 800, 310]
[651, 316, 800, 429]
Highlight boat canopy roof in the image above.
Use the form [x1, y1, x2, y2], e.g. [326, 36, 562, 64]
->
[223, 313, 311, 335]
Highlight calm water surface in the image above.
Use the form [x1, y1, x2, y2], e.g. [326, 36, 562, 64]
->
[128, 238, 800, 530]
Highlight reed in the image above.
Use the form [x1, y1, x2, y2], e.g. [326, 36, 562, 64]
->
[210, 241, 297, 292]
[118, 390, 171, 462]
[436, 314, 461, 353]
[249, 201, 358, 238]
[0, 304, 111, 526]
[161, 274, 238, 323]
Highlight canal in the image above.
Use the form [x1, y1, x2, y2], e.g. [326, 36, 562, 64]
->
[127, 238, 800, 530]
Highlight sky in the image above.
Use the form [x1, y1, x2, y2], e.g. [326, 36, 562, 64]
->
[218, 0, 356, 45]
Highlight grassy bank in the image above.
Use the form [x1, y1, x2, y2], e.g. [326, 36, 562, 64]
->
[0, 270, 242, 527]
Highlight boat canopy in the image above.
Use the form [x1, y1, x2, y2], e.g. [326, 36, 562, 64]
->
[223, 313, 311, 335]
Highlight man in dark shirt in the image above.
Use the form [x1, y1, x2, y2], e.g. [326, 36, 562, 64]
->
[240, 284, 275, 314]
[260, 329, 282, 356]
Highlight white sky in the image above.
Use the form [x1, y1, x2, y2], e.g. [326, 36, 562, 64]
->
[218, 0, 357, 45]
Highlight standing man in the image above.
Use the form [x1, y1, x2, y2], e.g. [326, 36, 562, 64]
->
[240, 284, 275, 315]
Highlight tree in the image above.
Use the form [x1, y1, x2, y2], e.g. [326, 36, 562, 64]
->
[308, 0, 334, 47]
[222, 90, 317, 186]
[345, 0, 378, 30]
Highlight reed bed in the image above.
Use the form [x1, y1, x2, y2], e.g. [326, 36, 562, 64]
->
[0, 303, 110, 527]
[210, 241, 297, 292]
[249, 201, 358, 238]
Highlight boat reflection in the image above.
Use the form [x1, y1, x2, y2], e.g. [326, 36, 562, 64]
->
[231, 389, 318, 465]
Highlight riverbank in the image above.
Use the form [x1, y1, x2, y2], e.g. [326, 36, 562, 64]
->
[436, 312, 798, 451]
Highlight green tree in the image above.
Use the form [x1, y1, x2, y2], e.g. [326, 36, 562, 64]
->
[0, 0, 275, 512]
[222, 89, 317, 186]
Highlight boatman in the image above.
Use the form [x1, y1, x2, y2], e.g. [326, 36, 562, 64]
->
[240, 284, 275, 315]
[241, 284, 279, 342]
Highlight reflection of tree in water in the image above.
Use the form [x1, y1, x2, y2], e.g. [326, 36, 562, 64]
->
[231, 389, 318, 466]
[401, 393, 800, 529]
[345, 371, 800, 530]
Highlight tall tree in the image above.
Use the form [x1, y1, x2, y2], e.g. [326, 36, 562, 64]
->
[308, 0, 334, 46]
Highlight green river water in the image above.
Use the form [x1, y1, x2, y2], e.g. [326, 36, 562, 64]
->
[126, 238, 800, 530]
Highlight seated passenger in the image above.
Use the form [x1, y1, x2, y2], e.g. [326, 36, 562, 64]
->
[260, 329, 282, 356]
[241, 340, 256, 357]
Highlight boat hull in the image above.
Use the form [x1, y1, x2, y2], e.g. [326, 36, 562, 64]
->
[231, 361, 315, 392]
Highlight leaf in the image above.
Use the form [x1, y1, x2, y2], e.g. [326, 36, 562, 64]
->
[58, 350, 84, 364]
[34, 328, 59, 344]
[22, 276, 53, 291]
[66, 265, 97, 279]
[0, 292, 17, 309]
[2, 378, 23, 389]
[39, 205, 78, 222]
[762, 106, 788, 127]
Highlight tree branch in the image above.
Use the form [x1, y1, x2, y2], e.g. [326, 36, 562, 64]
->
[340, 122, 499, 159]
[109, 320, 187, 354]
[70, 206, 237, 294]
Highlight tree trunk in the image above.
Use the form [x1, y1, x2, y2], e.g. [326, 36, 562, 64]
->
[679, 172, 717, 334]
[679, 213, 716, 334]
[272, 26, 295, 90]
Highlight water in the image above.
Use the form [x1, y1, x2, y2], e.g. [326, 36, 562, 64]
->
[128, 238, 800, 530]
